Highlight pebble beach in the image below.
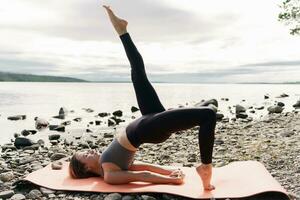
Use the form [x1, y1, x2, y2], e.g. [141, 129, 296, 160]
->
[0, 95, 299, 200]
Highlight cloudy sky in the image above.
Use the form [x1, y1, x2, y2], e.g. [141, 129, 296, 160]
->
[0, 0, 299, 83]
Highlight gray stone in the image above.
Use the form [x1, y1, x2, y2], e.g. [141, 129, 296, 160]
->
[10, 193, 26, 200]
[27, 189, 42, 199]
[268, 105, 284, 114]
[236, 112, 248, 119]
[40, 187, 55, 194]
[0, 190, 14, 199]
[112, 110, 123, 117]
[50, 140, 58, 145]
[7, 115, 26, 121]
[276, 93, 289, 98]
[0, 171, 14, 182]
[280, 130, 294, 137]
[48, 134, 61, 140]
[277, 102, 285, 107]
[73, 117, 82, 122]
[98, 112, 109, 117]
[141, 195, 157, 200]
[35, 117, 49, 130]
[49, 125, 65, 132]
[51, 161, 62, 170]
[131, 106, 139, 113]
[235, 104, 246, 113]
[50, 153, 67, 161]
[255, 106, 264, 110]
[104, 193, 122, 200]
[14, 137, 34, 149]
[293, 100, 300, 108]
[122, 195, 135, 200]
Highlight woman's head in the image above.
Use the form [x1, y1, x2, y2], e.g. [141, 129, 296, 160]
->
[69, 149, 101, 178]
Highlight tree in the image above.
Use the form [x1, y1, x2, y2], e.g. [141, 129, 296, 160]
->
[278, 0, 300, 35]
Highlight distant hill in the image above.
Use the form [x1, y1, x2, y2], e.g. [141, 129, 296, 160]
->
[0, 71, 88, 82]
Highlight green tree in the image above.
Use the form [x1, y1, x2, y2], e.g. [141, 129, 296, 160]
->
[278, 0, 300, 35]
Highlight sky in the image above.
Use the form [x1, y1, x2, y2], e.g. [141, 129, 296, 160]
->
[0, 0, 299, 83]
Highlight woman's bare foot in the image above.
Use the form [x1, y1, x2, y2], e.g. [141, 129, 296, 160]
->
[196, 164, 215, 191]
[103, 5, 128, 36]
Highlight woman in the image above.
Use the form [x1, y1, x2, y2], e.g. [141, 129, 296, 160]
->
[69, 5, 216, 191]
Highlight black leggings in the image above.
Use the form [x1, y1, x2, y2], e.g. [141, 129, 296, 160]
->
[120, 33, 216, 164]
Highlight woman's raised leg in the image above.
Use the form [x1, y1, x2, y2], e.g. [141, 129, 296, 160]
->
[103, 5, 165, 115]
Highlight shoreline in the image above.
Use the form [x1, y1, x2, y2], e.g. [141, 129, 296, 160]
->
[0, 103, 299, 199]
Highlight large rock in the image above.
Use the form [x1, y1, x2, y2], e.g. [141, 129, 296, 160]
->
[0, 171, 14, 182]
[14, 137, 35, 149]
[0, 190, 15, 199]
[235, 104, 246, 114]
[48, 134, 61, 140]
[131, 106, 139, 113]
[7, 115, 26, 121]
[49, 125, 65, 132]
[293, 100, 300, 108]
[112, 110, 123, 117]
[267, 105, 284, 114]
[34, 117, 49, 130]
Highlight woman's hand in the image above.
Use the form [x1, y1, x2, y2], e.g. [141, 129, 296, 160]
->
[169, 169, 185, 177]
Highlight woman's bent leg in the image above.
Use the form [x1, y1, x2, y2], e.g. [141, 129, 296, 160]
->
[135, 107, 216, 164]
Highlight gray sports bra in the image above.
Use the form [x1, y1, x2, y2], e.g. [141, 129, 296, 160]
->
[100, 138, 136, 171]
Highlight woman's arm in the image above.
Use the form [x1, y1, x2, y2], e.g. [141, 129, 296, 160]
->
[103, 170, 183, 185]
[129, 162, 182, 176]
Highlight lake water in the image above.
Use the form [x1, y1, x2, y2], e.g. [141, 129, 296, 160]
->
[0, 82, 299, 145]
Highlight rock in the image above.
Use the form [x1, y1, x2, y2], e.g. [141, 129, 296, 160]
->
[1, 144, 17, 151]
[104, 193, 122, 200]
[221, 97, 229, 101]
[235, 104, 246, 114]
[48, 134, 61, 140]
[0, 171, 14, 182]
[0, 190, 15, 199]
[95, 120, 102, 125]
[13, 133, 20, 138]
[264, 95, 269, 99]
[19, 157, 35, 165]
[73, 117, 82, 122]
[10, 193, 26, 200]
[7, 115, 26, 120]
[86, 129, 93, 133]
[236, 112, 248, 119]
[141, 195, 157, 200]
[109, 116, 125, 125]
[49, 125, 65, 132]
[103, 132, 114, 138]
[276, 93, 289, 98]
[108, 119, 116, 127]
[255, 106, 264, 110]
[293, 100, 300, 108]
[27, 189, 42, 199]
[59, 107, 68, 117]
[21, 129, 31, 136]
[14, 137, 34, 149]
[34, 117, 49, 130]
[98, 112, 109, 117]
[51, 161, 63, 170]
[50, 153, 67, 161]
[131, 106, 139, 113]
[215, 139, 224, 145]
[267, 105, 284, 114]
[249, 110, 255, 113]
[83, 108, 94, 113]
[37, 139, 45, 147]
[40, 187, 55, 195]
[122, 195, 136, 200]
[112, 110, 123, 117]
[277, 102, 285, 107]
[216, 113, 224, 120]
[280, 130, 294, 137]
[89, 121, 94, 125]
[61, 120, 71, 126]
[50, 140, 58, 145]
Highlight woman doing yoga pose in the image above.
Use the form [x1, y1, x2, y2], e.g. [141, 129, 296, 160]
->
[69, 5, 216, 191]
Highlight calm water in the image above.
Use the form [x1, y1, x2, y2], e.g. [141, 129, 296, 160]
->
[0, 82, 299, 144]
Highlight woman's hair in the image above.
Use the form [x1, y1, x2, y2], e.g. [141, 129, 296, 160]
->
[69, 154, 98, 178]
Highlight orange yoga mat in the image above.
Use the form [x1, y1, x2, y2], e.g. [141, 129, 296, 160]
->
[25, 161, 288, 199]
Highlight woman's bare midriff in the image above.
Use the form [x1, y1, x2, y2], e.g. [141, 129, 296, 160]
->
[116, 127, 138, 152]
